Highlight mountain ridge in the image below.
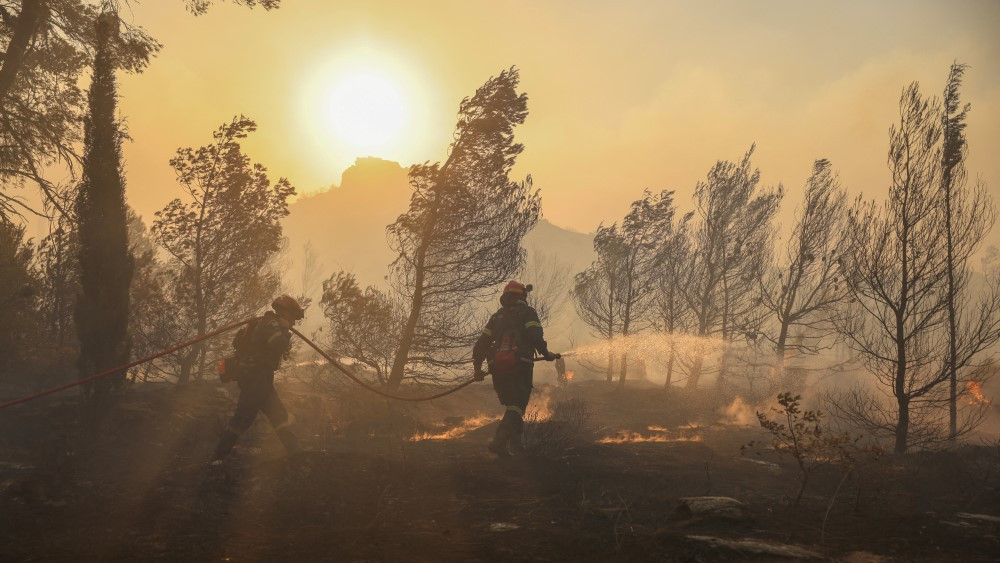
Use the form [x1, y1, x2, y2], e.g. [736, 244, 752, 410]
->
[282, 158, 595, 342]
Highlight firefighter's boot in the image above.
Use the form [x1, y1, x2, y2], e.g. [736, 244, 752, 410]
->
[508, 428, 526, 455]
[488, 414, 514, 457]
[276, 427, 301, 455]
[507, 410, 526, 455]
[213, 430, 240, 461]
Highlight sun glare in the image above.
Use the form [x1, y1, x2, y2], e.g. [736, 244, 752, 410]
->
[296, 47, 441, 187]
[325, 72, 406, 153]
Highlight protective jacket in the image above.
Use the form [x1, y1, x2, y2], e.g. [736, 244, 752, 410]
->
[234, 311, 292, 375]
[473, 293, 550, 373]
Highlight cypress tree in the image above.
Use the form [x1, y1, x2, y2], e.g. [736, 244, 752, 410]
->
[74, 13, 133, 401]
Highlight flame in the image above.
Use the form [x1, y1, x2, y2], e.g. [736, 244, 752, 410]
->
[598, 425, 703, 444]
[409, 414, 499, 441]
[527, 386, 556, 421]
[967, 380, 988, 405]
[565, 370, 575, 381]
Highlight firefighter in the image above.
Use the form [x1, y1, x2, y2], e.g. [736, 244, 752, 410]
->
[212, 295, 305, 462]
[472, 281, 560, 457]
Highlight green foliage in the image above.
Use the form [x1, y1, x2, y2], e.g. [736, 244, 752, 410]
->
[74, 14, 132, 398]
[152, 116, 294, 382]
[319, 272, 402, 385]
[0, 221, 42, 377]
[34, 218, 80, 365]
[126, 210, 179, 382]
[184, 0, 281, 16]
[0, 1, 160, 221]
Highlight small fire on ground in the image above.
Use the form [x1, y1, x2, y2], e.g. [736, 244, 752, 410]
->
[409, 414, 499, 441]
[598, 425, 703, 444]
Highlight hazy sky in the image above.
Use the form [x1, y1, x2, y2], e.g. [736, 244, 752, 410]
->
[108, 0, 1000, 253]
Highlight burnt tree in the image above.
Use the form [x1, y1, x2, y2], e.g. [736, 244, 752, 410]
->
[682, 146, 782, 389]
[760, 159, 847, 384]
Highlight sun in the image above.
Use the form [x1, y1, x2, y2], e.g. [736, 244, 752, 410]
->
[296, 48, 439, 184]
[325, 71, 407, 154]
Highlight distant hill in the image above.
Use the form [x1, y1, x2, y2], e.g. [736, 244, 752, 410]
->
[523, 215, 594, 275]
[283, 157, 410, 294]
[282, 158, 596, 343]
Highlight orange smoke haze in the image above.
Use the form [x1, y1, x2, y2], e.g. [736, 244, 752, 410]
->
[47, 0, 994, 257]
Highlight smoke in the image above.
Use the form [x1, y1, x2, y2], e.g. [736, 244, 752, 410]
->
[567, 332, 728, 363]
[718, 397, 757, 426]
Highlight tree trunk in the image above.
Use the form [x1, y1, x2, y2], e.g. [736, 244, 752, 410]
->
[177, 348, 198, 385]
[388, 232, 431, 388]
[0, 0, 47, 101]
[894, 307, 908, 454]
[687, 355, 703, 389]
[716, 346, 730, 390]
[388, 289, 422, 388]
[664, 345, 675, 388]
[605, 347, 614, 383]
[617, 351, 628, 387]
[774, 325, 788, 390]
[944, 177, 958, 441]
[894, 395, 910, 454]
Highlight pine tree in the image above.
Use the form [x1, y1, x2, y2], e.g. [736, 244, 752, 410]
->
[938, 63, 998, 441]
[74, 13, 133, 400]
[385, 68, 539, 388]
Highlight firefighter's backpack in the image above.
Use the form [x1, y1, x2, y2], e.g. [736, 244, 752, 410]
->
[492, 309, 526, 375]
[218, 318, 259, 383]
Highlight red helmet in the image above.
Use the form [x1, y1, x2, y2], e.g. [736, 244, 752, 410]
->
[271, 294, 305, 320]
[503, 280, 528, 296]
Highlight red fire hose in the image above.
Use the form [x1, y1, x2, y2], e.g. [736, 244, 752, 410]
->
[0, 318, 257, 409]
[1, 321, 560, 409]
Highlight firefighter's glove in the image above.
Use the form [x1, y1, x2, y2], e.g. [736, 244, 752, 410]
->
[543, 351, 561, 361]
[473, 365, 486, 382]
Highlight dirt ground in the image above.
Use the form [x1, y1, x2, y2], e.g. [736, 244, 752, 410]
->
[1, 377, 998, 562]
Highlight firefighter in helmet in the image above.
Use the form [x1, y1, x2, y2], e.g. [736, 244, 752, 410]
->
[473, 281, 560, 457]
[212, 295, 305, 462]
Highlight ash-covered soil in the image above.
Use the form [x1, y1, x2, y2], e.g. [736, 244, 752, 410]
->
[1, 379, 998, 562]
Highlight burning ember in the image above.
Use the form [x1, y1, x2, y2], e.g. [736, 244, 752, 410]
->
[598, 425, 703, 444]
[409, 414, 499, 441]
[966, 380, 988, 405]
[565, 370, 575, 381]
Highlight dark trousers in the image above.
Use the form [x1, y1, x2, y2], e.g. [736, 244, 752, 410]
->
[492, 368, 533, 415]
[229, 375, 291, 434]
[214, 372, 298, 459]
